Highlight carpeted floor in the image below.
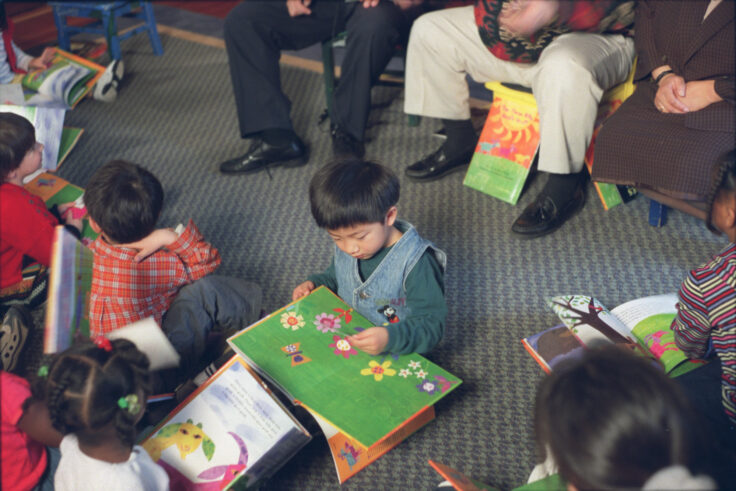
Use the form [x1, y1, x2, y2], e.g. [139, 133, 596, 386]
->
[37, 32, 725, 490]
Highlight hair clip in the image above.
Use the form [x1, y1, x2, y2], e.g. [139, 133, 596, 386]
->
[117, 394, 141, 414]
[93, 336, 113, 352]
[37, 365, 49, 377]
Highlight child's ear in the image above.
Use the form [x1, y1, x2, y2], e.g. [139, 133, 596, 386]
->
[384, 206, 398, 227]
[88, 217, 102, 234]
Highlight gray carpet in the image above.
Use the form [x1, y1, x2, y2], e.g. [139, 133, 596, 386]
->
[48, 33, 724, 490]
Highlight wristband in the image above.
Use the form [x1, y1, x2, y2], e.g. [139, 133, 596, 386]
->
[653, 69, 675, 85]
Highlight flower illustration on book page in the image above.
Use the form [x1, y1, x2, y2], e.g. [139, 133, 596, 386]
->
[329, 335, 357, 359]
[398, 368, 411, 378]
[416, 379, 438, 395]
[360, 360, 396, 381]
[280, 311, 305, 330]
[314, 313, 341, 333]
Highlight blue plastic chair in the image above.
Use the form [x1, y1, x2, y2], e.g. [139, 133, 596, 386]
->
[49, 2, 163, 60]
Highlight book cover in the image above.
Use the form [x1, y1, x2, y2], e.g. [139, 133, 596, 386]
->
[428, 460, 565, 491]
[542, 294, 705, 377]
[23, 171, 97, 243]
[521, 324, 586, 375]
[1, 104, 66, 172]
[314, 405, 435, 483]
[463, 82, 540, 205]
[21, 48, 104, 108]
[44, 226, 94, 353]
[140, 356, 311, 490]
[57, 127, 84, 169]
[227, 286, 462, 449]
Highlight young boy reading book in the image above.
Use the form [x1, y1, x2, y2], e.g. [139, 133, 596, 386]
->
[84, 160, 262, 381]
[292, 159, 447, 355]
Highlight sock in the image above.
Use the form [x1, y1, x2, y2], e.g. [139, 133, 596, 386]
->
[542, 171, 585, 207]
[260, 128, 298, 147]
[441, 119, 476, 157]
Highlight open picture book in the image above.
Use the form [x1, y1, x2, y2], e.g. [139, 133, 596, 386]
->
[140, 356, 311, 490]
[228, 286, 462, 481]
[523, 294, 705, 377]
[428, 460, 565, 491]
[21, 48, 105, 108]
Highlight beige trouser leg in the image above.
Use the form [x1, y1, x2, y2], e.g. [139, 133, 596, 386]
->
[404, 5, 635, 174]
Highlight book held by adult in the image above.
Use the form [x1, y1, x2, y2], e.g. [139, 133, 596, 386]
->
[227, 286, 462, 481]
[140, 356, 311, 490]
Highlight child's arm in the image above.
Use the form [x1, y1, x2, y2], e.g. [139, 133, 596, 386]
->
[671, 271, 714, 359]
[293, 259, 338, 300]
[17, 399, 63, 448]
[350, 252, 447, 356]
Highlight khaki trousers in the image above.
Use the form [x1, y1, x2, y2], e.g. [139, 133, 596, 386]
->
[404, 6, 635, 174]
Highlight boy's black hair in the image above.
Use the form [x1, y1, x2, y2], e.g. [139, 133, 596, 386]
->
[37, 339, 151, 447]
[534, 345, 705, 490]
[309, 159, 399, 229]
[85, 160, 164, 243]
[0, 112, 36, 180]
[706, 149, 736, 233]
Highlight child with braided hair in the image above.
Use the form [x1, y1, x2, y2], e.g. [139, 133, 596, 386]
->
[36, 338, 168, 491]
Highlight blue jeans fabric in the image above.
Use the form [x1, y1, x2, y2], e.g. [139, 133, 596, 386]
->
[162, 275, 262, 377]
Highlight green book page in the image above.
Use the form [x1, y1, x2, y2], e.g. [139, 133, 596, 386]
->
[611, 294, 703, 376]
[57, 127, 83, 168]
[228, 286, 462, 448]
[513, 474, 565, 491]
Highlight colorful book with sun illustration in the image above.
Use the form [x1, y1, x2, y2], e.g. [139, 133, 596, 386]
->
[228, 286, 462, 481]
[140, 356, 310, 490]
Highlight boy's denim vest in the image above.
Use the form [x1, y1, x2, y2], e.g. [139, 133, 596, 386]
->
[335, 220, 447, 327]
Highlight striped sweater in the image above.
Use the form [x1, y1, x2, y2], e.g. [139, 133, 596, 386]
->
[672, 242, 736, 425]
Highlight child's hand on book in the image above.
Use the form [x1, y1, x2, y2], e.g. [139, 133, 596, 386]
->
[29, 47, 56, 71]
[121, 228, 178, 262]
[347, 327, 389, 356]
[292, 281, 315, 301]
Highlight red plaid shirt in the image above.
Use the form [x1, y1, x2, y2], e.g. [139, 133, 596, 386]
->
[88, 220, 220, 336]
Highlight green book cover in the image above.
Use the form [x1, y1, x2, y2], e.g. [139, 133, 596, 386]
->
[228, 286, 462, 448]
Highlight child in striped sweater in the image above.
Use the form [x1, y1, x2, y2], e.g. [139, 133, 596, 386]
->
[672, 150, 736, 466]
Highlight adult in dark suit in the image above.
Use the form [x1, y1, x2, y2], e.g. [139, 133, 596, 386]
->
[219, 0, 423, 175]
[592, 0, 735, 202]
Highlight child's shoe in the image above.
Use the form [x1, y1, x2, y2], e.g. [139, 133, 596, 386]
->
[93, 59, 124, 102]
[0, 306, 32, 372]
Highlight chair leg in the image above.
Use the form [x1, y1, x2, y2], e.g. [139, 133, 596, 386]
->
[142, 2, 164, 55]
[648, 199, 668, 227]
[322, 40, 336, 123]
[52, 8, 71, 51]
[102, 12, 122, 60]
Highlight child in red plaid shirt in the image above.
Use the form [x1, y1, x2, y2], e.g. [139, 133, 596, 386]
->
[84, 160, 262, 380]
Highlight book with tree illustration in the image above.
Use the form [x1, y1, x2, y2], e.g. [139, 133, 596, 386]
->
[524, 294, 705, 377]
[140, 355, 311, 490]
[227, 286, 462, 482]
[21, 48, 104, 108]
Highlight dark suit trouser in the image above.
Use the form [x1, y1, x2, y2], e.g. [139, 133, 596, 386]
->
[224, 0, 407, 142]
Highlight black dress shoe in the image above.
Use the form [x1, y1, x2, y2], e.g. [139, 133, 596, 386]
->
[219, 137, 307, 174]
[405, 145, 474, 181]
[511, 186, 585, 238]
[331, 125, 365, 160]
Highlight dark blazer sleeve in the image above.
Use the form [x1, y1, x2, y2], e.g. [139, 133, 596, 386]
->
[633, 0, 659, 82]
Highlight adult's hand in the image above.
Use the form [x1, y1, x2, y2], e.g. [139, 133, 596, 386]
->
[678, 80, 721, 113]
[393, 0, 422, 10]
[287, 0, 312, 17]
[654, 73, 689, 113]
[498, 0, 559, 37]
